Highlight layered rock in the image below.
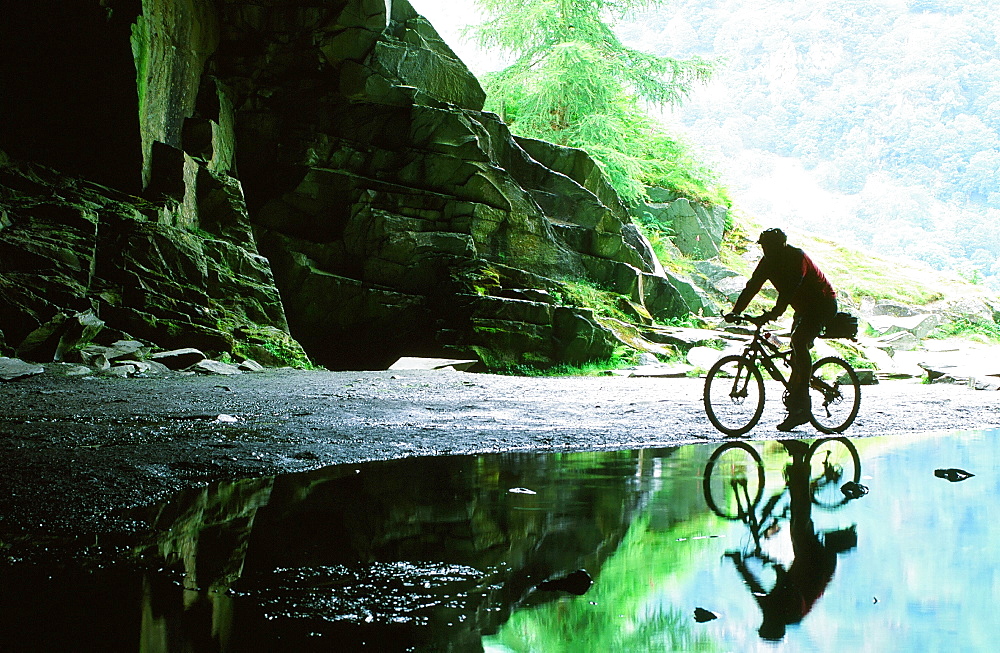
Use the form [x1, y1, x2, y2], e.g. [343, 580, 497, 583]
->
[0, 0, 715, 370]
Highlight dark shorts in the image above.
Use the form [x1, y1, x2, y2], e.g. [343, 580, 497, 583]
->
[791, 296, 838, 350]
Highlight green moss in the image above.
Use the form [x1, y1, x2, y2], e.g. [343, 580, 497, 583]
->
[130, 13, 150, 124]
[492, 349, 635, 377]
[558, 279, 633, 323]
[224, 322, 315, 369]
[451, 262, 503, 296]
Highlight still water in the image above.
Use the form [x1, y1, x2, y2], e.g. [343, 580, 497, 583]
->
[1, 429, 998, 651]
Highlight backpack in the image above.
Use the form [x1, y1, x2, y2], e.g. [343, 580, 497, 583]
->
[820, 312, 859, 340]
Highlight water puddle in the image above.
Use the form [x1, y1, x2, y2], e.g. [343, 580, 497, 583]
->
[1, 430, 998, 651]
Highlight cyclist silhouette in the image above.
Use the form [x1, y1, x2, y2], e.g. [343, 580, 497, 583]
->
[725, 440, 855, 640]
[725, 229, 837, 431]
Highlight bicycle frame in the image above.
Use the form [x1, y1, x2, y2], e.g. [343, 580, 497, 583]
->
[735, 322, 792, 388]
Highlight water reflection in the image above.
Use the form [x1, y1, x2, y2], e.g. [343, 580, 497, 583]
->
[2, 430, 1000, 651]
[709, 439, 862, 641]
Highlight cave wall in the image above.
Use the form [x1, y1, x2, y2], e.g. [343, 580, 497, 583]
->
[0, 0, 696, 370]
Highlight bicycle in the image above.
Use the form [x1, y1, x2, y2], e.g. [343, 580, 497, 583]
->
[703, 314, 861, 436]
[703, 438, 863, 525]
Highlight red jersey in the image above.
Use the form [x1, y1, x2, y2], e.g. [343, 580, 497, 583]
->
[733, 245, 835, 315]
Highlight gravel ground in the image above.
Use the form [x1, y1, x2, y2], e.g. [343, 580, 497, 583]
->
[1, 368, 999, 538]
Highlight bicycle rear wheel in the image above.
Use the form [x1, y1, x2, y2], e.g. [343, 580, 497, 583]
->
[704, 355, 765, 436]
[704, 442, 765, 519]
[807, 437, 862, 508]
[808, 357, 861, 433]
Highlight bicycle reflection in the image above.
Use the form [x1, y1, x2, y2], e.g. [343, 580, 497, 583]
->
[704, 438, 865, 641]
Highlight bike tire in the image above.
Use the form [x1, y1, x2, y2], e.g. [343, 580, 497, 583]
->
[704, 442, 766, 520]
[808, 357, 861, 433]
[704, 355, 766, 436]
[807, 437, 862, 508]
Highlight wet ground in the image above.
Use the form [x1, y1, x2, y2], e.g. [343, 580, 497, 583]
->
[1, 368, 998, 539]
[1, 413, 998, 650]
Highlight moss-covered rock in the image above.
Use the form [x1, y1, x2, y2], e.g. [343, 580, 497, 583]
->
[0, 0, 719, 371]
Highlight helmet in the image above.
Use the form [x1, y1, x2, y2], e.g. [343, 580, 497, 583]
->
[757, 228, 787, 249]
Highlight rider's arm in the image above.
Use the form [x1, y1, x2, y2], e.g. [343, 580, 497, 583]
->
[731, 259, 769, 315]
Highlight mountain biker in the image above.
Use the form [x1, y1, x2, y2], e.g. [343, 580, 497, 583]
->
[724, 228, 837, 431]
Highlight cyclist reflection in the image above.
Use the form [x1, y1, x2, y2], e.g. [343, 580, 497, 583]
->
[726, 440, 858, 641]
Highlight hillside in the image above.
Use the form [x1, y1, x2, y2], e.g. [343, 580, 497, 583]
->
[617, 0, 1000, 289]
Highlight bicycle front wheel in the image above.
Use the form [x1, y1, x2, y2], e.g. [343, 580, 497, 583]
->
[807, 437, 862, 508]
[704, 442, 765, 519]
[704, 355, 765, 436]
[809, 357, 861, 433]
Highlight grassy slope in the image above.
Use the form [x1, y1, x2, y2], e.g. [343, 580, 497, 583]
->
[717, 216, 992, 309]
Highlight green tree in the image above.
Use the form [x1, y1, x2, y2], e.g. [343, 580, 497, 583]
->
[467, 0, 723, 204]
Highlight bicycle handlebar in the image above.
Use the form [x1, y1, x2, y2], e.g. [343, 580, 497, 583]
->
[727, 313, 771, 327]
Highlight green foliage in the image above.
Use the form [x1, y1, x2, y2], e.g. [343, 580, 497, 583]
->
[450, 262, 503, 296]
[468, 0, 723, 205]
[661, 312, 710, 329]
[494, 347, 637, 377]
[630, 214, 678, 268]
[928, 315, 1000, 343]
[619, 0, 1000, 288]
[558, 278, 633, 323]
[638, 131, 731, 206]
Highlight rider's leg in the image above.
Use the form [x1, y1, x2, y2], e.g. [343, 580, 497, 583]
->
[777, 299, 835, 431]
[777, 319, 814, 430]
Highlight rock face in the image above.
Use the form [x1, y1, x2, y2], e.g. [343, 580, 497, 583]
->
[634, 188, 727, 260]
[0, 0, 711, 370]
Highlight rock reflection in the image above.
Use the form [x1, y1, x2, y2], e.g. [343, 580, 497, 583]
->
[127, 450, 659, 650]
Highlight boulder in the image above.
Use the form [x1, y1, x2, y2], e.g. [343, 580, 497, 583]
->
[867, 314, 941, 340]
[637, 190, 727, 260]
[43, 362, 93, 377]
[972, 377, 1000, 391]
[854, 369, 879, 385]
[238, 359, 265, 372]
[388, 357, 478, 371]
[0, 357, 45, 381]
[151, 348, 207, 370]
[872, 331, 920, 353]
[132, 360, 173, 376]
[191, 359, 242, 375]
[872, 300, 919, 318]
[662, 270, 719, 316]
[694, 260, 747, 302]
[14, 310, 105, 363]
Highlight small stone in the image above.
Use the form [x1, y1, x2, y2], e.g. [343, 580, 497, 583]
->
[536, 569, 593, 595]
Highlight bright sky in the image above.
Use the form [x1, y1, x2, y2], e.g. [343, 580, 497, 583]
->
[406, 0, 494, 73]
